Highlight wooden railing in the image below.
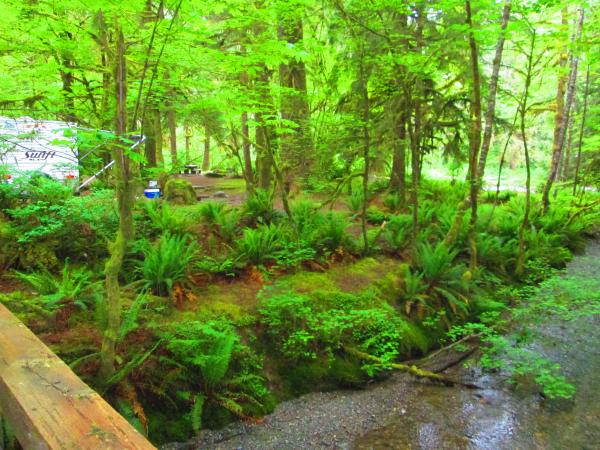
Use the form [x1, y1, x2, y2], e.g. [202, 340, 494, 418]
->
[0, 303, 156, 449]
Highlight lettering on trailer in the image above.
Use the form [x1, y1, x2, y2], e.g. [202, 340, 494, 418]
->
[24, 150, 57, 160]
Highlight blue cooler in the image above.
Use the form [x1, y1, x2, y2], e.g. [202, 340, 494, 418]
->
[144, 188, 160, 199]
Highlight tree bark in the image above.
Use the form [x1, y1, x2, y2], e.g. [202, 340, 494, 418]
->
[541, 6, 583, 212]
[165, 72, 178, 168]
[241, 112, 253, 183]
[255, 112, 273, 190]
[561, 110, 575, 181]
[477, 0, 512, 182]
[154, 108, 164, 166]
[390, 110, 407, 206]
[359, 44, 370, 255]
[278, 5, 313, 187]
[184, 122, 192, 164]
[390, 12, 408, 205]
[202, 124, 210, 172]
[515, 31, 536, 277]
[572, 65, 590, 196]
[143, 104, 158, 167]
[99, 26, 135, 381]
[466, 0, 483, 270]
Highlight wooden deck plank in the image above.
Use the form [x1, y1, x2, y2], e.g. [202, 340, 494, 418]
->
[0, 303, 156, 450]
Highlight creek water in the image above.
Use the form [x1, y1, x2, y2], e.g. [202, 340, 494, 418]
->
[355, 241, 600, 450]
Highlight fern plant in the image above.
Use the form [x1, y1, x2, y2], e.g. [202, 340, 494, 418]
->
[244, 189, 277, 225]
[346, 189, 363, 215]
[161, 321, 268, 431]
[316, 212, 349, 252]
[14, 261, 98, 313]
[399, 242, 470, 325]
[144, 201, 180, 234]
[139, 233, 198, 296]
[215, 209, 240, 242]
[198, 200, 226, 226]
[380, 214, 412, 254]
[237, 224, 281, 265]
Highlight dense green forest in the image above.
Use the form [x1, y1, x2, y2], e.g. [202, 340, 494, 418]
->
[0, 0, 599, 446]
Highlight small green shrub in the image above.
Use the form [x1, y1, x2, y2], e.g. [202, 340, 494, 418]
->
[259, 289, 427, 367]
[0, 174, 72, 209]
[273, 241, 317, 270]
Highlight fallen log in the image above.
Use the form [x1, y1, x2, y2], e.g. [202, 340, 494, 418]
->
[344, 346, 482, 389]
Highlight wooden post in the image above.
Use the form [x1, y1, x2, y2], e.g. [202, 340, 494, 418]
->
[0, 303, 155, 450]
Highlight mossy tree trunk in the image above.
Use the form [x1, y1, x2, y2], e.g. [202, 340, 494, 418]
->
[359, 43, 370, 255]
[465, 0, 482, 271]
[99, 26, 135, 382]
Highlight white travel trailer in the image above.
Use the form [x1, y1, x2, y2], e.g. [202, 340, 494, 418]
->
[0, 116, 78, 182]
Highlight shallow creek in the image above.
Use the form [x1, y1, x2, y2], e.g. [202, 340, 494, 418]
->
[174, 242, 600, 450]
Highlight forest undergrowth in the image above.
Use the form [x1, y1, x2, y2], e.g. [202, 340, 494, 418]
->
[1, 174, 599, 444]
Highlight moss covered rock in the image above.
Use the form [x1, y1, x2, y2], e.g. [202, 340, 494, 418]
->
[164, 178, 197, 205]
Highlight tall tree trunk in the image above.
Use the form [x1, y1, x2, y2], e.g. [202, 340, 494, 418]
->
[358, 45, 370, 255]
[477, 0, 512, 182]
[255, 64, 275, 190]
[390, 110, 407, 206]
[143, 104, 158, 167]
[466, 0, 483, 270]
[278, 5, 313, 187]
[202, 125, 210, 172]
[255, 112, 273, 190]
[515, 31, 536, 277]
[60, 55, 76, 123]
[541, 6, 583, 213]
[165, 72, 178, 168]
[155, 108, 164, 166]
[561, 111, 575, 181]
[241, 112, 253, 183]
[390, 12, 408, 205]
[406, 87, 420, 241]
[572, 65, 590, 196]
[184, 122, 192, 164]
[100, 26, 135, 381]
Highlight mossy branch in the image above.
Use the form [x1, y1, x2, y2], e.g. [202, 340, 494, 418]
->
[344, 346, 481, 389]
